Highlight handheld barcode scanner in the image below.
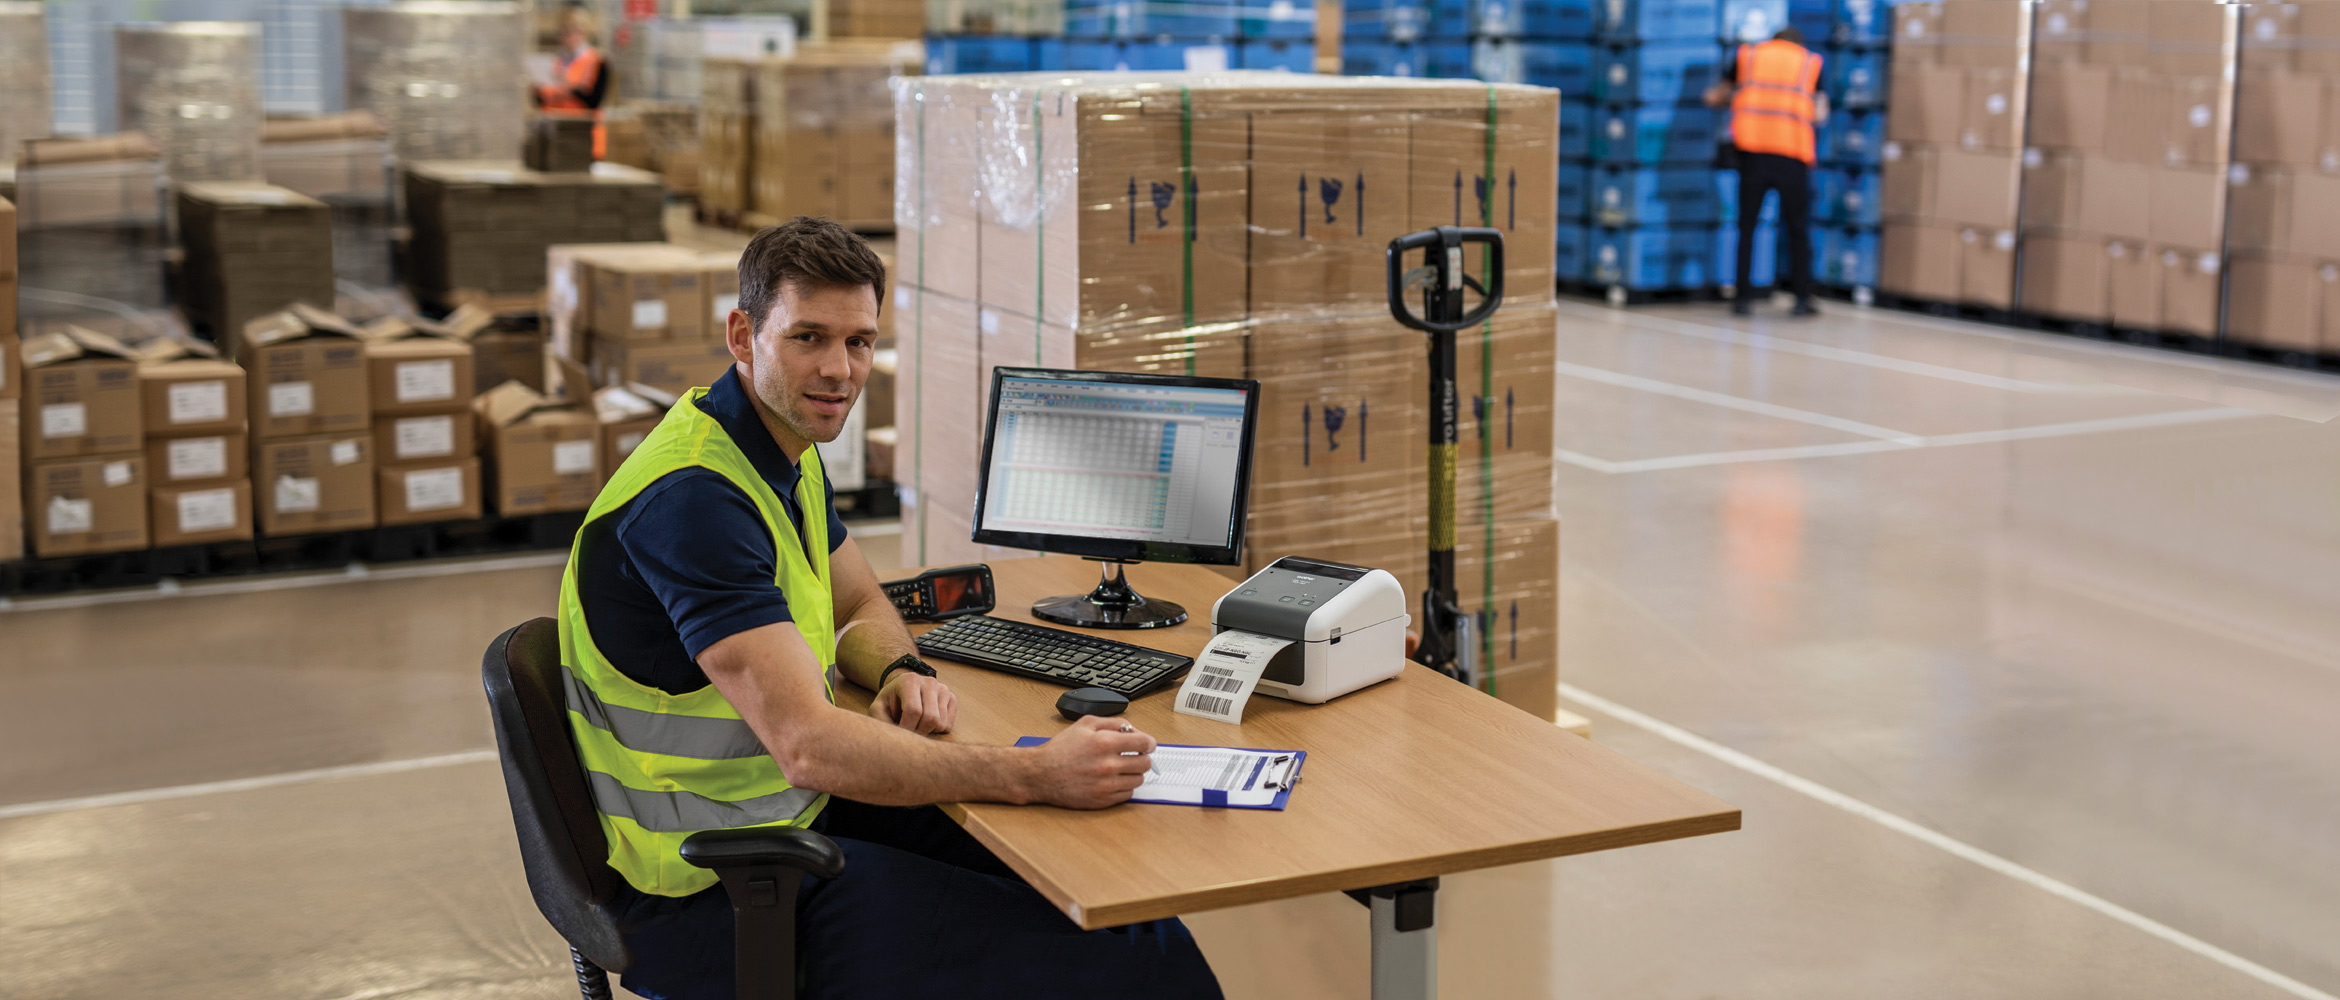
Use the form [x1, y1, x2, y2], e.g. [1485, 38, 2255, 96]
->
[1386, 225, 1506, 688]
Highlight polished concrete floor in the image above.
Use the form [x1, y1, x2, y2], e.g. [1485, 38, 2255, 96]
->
[4, 299, 2337, 999]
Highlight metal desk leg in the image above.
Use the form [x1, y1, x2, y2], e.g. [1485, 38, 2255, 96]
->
[1349, 878, 1439, 1000]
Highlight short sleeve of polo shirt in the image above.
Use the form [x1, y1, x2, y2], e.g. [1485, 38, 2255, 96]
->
[612, 467, 850, 664]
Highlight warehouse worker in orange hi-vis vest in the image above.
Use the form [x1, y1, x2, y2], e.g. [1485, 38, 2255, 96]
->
[1707, 26, 1828, 318]
[536, 4, 610, 157]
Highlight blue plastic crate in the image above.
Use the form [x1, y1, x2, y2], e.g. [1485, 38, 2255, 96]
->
[1428, 0, 1473, 38]
[1064, 0, 1239, 39]
[1344, 0, 1430, 40]
[1557, 223, 1589, 281]
[1557, 161, 1591, 220]
[1240, 0, 1317, 37]
[1239, 37, 1316, 70]
[1065, 38, 1236, 71]
[1817, 108, 1885, 165]
[1831, 0, 1888, 44]
[1594, 0, 1721, 41]
[1814, 224, 1879, 286]
[926, 35, 1052, 74]
[1593, 41, 1723, 104]
[1472, 0, 1596, 38]
[1343, 40, 1431, 75]
[1714, 168, 1781, 224]
[1814, 166, 1880, 225]
[1591, 105, 1720, 164]
[1788, 0, 1831, 42]
[1823, 47, 1886, 106]
[1588, 225, 1724, 289]
[1559, 99, 1592, 158]
[1426, 40, 1475, 77]
[1716, 223, 1778, 289]
[1591, 165, 1721, 226]
[1721, 0, 1790, 43]
[1473, 39, 1595, 93]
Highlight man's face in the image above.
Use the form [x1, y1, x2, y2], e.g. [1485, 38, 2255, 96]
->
[727, 280, 877, 454]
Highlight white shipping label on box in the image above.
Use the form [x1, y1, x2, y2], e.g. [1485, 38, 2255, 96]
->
[47, 497, 95, 535]
[40, 403, 88, 439]
[330, 440, 362, 466]
[713, 293, 740, 322]
[633, 299, 669, 329]
[167, 380, 230, 424]
[102, 461, 134, 487]
[395, 415, 456, 459]
[552, 439, 597, 476]
[1173, 630, 1289, 725]
[275, 476, 322, 513]
[269, 381, 316, 417]
[167, 437, 229, 481]
[394, 359, 457, 403]
[403, 467, 467, 512]
[176, 488, 238, 533]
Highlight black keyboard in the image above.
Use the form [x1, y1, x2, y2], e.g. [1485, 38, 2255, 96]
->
[914, 615, 1194, 696]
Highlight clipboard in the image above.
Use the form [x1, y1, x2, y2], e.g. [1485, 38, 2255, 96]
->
[1015, 738, 1307, 810]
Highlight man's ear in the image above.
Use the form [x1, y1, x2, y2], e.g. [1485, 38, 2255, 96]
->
[726, 307, 756, 366]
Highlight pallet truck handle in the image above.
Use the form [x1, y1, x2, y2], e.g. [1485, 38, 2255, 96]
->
[1386, 226, 1506, 333]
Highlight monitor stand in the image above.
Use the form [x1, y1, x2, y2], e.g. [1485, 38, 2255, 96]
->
[1032, 558, 1187, 630]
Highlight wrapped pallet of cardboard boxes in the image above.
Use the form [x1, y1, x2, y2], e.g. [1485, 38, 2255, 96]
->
[2222, 1, 2340, 354]
[1879, 0, 2029, 309]
[403, 160, 666, 305]
[19, 328, 149, 556]
[1, 195, 18, 561]
[135, 338, 253, 546]
[361, 316, 483, 525]
[240, 305, 377, 535]
[889, 72, 1563, 718]
[176, 182, 338, 342]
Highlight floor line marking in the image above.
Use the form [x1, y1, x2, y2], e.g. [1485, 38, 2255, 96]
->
[1555, 407, 2261, 475]
[1554, 682, 2339, 1000]
[1849, 306, 2340, 394]
[0, 750, 500, 822]
[1553, 360, 1928, 445]
[1553, 300, 2104, 394]
[0, 552, 573, 615]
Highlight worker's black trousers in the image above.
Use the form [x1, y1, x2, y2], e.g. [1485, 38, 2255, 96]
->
[1735, 151, 1815, 301]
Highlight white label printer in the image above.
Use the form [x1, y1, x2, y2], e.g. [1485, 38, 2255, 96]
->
[1209, 556, 1412, 703]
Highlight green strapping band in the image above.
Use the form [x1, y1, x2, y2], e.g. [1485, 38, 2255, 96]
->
[913, 81, 928, 566]
[1480, 85, 1498, 696]
[1180, 85, 1196, 375]
[1034, 90, 1046, 364]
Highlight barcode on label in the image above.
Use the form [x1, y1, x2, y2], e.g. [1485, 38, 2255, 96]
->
[1198, 673, 1244, 693]
[1184, 693, 1232, 715]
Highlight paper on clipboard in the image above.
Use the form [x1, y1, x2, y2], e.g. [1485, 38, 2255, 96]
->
[1013, 738, 1306, 809]
[1174, 630, 1289, 724]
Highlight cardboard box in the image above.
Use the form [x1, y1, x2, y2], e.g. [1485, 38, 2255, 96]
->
[359, 318, 478, 417]
[20, 327, 144, 461]
[2021, 153, 2150, 241]
[2104, 70, 2166, 164]
[1455, 302, 1556, 524]
[471, 327, 548, 394]
[2087, 0, 2150, 68]
[135, 347, 248, 438]
[475, 381, 602, 515]
[2034, 0, 2089, 65]
[253, 433, 378, 536]
[0, 409, 19, 562]
[378, 458, 484, 525]
[2241, 3, 2299, 73]
[1880, 221, 1963, 301]
[2157, 246, 2221, 336]
[0, 195, 15, 277]
[593, 384, 672, 481]
[151, 480, 253, 546]
[1894, 2, 1944, 63]
[2228, 166, 2340, 261]
[2161, 76, 2232, 168]
[174, 182, 337, 338]
[587, 246, 712, 341]
[2027, 64, 2110, 151]
[240, 305, 372, 439]
[1931, 146, 2020, 229]
[146, 432, 250, 485]
[27, 455, 149, 557]
[374, 410, 478, 467]
[2234, 70, 2324, 168]
[1880, 142, 1936, 221]
[1958, 67, 2024, 152]
[1958, 227, 2016, 309]
[2225, 253, 2328, 354]
[2148, 1, 2234, 78]
[2301, 2, 2340, 75]
[1937, 0, 2028, 69]
[589, 336, 738, 397]
[1887, 62, 1965, 145]
[2148, 166, 2224, 250]
[2017, 232, 2110, 322]
[2106, 240, 2160, 330]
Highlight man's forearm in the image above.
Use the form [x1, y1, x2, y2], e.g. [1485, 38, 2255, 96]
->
[834, 599, 918, 691]
[781, 702, 1034, 806]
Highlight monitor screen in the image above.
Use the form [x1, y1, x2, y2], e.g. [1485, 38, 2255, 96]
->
[971, 368, 1260, 565]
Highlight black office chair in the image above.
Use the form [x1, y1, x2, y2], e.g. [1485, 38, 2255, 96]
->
[483, 617, 845, 1000]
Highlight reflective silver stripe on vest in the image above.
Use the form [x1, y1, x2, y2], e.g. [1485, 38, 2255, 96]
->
[586, 770, 821, 833]
[564, 665, 768, 761]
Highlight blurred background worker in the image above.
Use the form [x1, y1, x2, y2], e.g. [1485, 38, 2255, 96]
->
[1709, 27, 1826, 318]
[535, 3, 609, 157]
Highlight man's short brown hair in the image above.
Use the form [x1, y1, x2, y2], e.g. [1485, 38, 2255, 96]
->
[736, 216, 887, 330]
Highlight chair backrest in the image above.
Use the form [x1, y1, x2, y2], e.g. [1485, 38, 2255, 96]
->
[482, 617, 631, 971]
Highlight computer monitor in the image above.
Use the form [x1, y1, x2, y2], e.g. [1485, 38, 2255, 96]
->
[972, 367, 1261, 629]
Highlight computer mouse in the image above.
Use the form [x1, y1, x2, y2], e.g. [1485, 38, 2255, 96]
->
[1057, 687, 1129, 721]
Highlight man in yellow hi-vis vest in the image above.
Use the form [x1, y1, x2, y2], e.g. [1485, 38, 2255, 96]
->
[559, 217, 1222, 999]
[1709, 26, 1827, 318]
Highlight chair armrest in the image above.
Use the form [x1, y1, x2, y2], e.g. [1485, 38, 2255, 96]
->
[679, 826, 846, 881]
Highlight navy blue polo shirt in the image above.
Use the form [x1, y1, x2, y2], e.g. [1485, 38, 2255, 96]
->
[575, 367, 847, 695]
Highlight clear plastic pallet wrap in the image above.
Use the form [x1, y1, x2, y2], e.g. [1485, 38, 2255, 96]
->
[114, 23, 264, 183]
[342, 1, 528, 164]
[0, 2, 50, 167]
[888, 72, 1562, 713]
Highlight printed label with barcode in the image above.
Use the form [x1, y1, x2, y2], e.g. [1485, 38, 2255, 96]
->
[1183, 692, 1233, 716]
[1173, 631, 1288, 725]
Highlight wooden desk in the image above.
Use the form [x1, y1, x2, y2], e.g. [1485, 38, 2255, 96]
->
[846, 555, 1740, 956]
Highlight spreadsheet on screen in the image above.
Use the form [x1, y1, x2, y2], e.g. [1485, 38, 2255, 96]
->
[980, 377, 1248, 548]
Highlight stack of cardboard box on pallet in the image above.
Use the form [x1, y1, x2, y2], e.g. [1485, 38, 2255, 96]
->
[175, 182, 338, 340]
[2225, 3, 2340, 355]
[2021, 0, 2237, 334]
[240, 306, 378, 537]
[21, 328, 151, 558]
[0, 197, 16, 560]
[890, 73, 1564, 718]
[1877, 0, 2028, 308]
[360, 313, 483, 526]
[135, 338, 253, 548]
[402, 160, 666, 306]
[699, 43, 917, 228]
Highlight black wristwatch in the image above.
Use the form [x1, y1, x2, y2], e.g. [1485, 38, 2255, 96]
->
[879, 654, 937, 689]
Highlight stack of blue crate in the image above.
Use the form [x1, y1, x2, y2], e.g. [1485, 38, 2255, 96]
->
[1061, 0, 1315, 73]
[1810, 0, 1891, 293]
[925, 0, 1068, 75]
[1576, 0, 1726, 292]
